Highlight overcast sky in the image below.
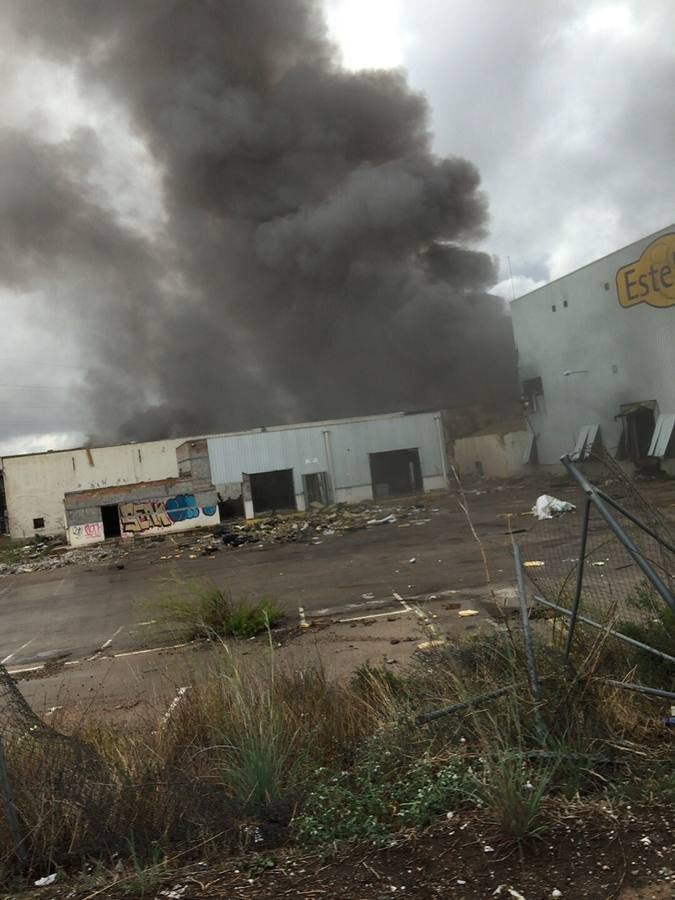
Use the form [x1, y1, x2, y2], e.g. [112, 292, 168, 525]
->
[1, 0, 674, 455]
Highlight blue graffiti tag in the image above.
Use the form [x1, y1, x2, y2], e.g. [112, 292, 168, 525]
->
[202, 505, 217, 517]
[166, 494, 200, 523]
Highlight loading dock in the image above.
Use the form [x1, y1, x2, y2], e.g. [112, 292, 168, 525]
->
[369, 448, 422, 499]
[249, 469, 296, 515]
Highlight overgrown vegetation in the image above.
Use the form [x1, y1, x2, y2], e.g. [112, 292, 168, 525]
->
[617, 579, 675, 689]
[154, 577, 282, 640]
[0, 608, 672, 884]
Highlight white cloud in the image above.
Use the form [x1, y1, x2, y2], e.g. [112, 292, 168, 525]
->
[0, 431, 85, 458]
[326, 0, 414, 70]
[493, 275, 546, 302]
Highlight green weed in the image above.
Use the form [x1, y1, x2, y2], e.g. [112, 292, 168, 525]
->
[154, 577, 282, 640]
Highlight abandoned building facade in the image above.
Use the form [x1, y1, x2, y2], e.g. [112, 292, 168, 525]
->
[510, 224, 675, 474]
[0, 411, 448, 545]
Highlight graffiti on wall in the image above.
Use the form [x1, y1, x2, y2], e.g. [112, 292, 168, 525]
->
[120, 494, 217, 534]
[69, 521, 104, 546]
[71, 522, 103, 541]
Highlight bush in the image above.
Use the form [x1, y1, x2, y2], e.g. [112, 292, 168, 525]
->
[293, 735, 477, 847]
[155, 578, 282, 640]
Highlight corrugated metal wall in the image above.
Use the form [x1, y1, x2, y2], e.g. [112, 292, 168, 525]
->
[511, 225, 675, 466]
[207, 412, 445, 495]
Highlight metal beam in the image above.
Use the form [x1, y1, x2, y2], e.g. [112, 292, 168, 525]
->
[560, 454, 675, 614]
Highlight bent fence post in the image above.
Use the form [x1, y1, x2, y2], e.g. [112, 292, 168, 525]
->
[530, 594, 675, 665]
[565, 495, 592, 661]
[560, 455, 675, 615]
[603, 680, 675, 701]
[514, 544, 546, 741]
[416, 686, 513, 726]
[595, 488, 675, 556]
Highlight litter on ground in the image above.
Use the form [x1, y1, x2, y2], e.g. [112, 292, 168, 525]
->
[533, 494, 576, 520]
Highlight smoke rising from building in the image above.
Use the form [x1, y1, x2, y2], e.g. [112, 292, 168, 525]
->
[1, 0, 517, 441]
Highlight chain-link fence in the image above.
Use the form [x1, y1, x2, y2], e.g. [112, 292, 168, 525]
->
[518, 447, 675, 688]
[0, 660, 119, 868]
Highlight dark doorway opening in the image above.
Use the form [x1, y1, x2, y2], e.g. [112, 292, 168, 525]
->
[250, 469, 296, 515]
[218, 495, 245, 520]
[369, 449, 423, 499]
[100, 504, 121, 539]
[303, 472, 331, 506]
[617, 403, 657, 464]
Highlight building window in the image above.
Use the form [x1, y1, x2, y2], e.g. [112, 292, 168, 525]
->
[522, 377, 544, 413]
[33, 517, 45, 529]
[563, 300, 568, 308]
[552, 304, 556, 312]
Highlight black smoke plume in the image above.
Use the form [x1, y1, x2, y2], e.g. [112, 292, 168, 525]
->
[2, 0, 517, 441]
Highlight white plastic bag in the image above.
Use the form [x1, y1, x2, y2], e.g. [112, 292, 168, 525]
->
[532, 495, 576, 520]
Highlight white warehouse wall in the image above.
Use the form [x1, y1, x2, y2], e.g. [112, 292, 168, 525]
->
[2, 439, 188, 539]
[511, 225, 675, 470]
[207, 411, 448, 511]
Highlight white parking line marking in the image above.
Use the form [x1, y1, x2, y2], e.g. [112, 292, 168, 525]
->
[99, 625, 124, 650]
[1, 638, 35, 665]
[338, 594, 412, 623]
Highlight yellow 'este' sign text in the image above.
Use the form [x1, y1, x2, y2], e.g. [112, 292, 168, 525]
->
[616, 233, 675, 309]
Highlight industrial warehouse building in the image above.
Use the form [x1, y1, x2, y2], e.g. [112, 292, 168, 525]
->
[452, 225, 675, 479]
[510, 225, 675, 474]
[0, 410, 448, 545]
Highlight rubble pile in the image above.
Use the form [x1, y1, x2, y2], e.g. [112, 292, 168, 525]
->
[0, 543, 126, 577]
[213, 500, 435, 548]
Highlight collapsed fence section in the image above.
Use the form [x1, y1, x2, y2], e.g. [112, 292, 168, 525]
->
[518, 449, 675, 697]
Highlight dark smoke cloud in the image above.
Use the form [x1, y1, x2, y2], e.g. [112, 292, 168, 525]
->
[1, 0, 516, 442]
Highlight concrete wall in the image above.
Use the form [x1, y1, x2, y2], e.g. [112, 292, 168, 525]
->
[454, 431, 532, 478]
[207, 411, 448, 515]
[511, 225, 675, 469]
[65, 476, 219, 546]
[2, 439, 187, 539]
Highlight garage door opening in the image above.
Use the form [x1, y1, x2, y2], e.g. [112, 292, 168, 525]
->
[369, 449, 423, 499]
[303, 472, 331, 506]
[100, 504, 121, 539]
[617, 402, 657, 464]
[250, 469, 296, 515]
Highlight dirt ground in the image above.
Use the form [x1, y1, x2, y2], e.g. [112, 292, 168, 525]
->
[10, 803, 674, 899]
[8, 474, 675, 720]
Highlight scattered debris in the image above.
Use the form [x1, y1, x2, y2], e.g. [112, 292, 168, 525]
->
[533, 494, 576, 520]
[523, 560, 545, 568]
[367, 513, 397, 526]
[458, 609, 479, 618]
[0, 543, 127, 577]
[494, 887, 526, 900]
[34, 874, 57, 887]
[417, 639, 446, 651]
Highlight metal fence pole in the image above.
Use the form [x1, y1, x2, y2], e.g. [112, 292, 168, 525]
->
[530, 594, 675, 665]
[603, 680, 675, 701]
[514, 544, 546, 742]
[564, 496, 592, 661]
[560, 455, 675, 614]
[416, 686, 513, 725]
[595, 489, 675, 556]
[0, 735, 25, 865]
